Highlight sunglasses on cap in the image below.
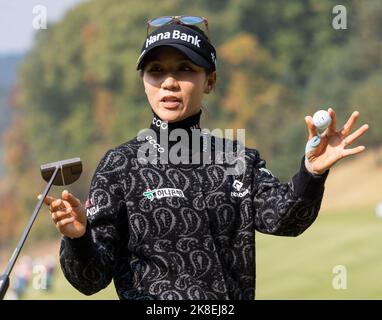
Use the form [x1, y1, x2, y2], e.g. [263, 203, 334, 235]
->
[147, 15, 211, 41]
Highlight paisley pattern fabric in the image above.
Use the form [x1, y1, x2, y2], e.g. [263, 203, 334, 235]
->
[60, 110, 328, 299]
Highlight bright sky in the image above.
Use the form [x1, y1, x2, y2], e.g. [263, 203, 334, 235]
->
[0, 0, 86, 54]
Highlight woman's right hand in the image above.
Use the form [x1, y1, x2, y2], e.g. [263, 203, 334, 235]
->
[38, 190, 87, 239]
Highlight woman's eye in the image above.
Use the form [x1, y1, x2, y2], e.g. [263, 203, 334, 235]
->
[179, 65, 193, 71]
[148, 65, 163, 72]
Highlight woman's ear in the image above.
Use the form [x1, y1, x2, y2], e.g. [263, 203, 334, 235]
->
[204, 72, 217, 94]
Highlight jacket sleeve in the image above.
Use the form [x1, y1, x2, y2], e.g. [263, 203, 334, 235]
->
[59, 149, 127, 295]
[251, 150, 329, 237]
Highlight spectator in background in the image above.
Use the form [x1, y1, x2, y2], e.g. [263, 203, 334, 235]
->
[44, 255, 56, 291]
[13, 256, 32, 299]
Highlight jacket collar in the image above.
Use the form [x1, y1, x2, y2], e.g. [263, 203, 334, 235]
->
[144, 109, 205, 165]
[149, 109, 202, 135]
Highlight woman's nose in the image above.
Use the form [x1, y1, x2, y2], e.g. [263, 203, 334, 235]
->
[161, 74, 180, 90]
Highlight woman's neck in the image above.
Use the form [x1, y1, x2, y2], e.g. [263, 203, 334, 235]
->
[149, 109, 202, 134]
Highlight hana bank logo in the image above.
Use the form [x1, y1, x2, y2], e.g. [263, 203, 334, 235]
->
[146, 30, 202, 48]
[143, 188, 185, 201]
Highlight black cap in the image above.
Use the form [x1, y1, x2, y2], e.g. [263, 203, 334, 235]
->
[136, 24, 217, 71]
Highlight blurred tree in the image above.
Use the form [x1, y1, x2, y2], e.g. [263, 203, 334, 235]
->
[1, 0, 379, 240]
[305, 0, 382, 141]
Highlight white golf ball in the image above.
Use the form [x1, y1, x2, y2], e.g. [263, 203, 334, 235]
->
[313, 110, 332, 131]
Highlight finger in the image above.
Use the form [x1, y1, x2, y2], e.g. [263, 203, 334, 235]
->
[56, 216, 75, 227]
[305, 116, 318, 140]
[342, 146, 366, 158]
[343, 124, 369, 147]
[52, 209, 72, 223]
[38, 194, 56, 206]
[62, 190, 82, 208]
[327, 108, 337, 134]
[50, 199, 66, 212]
[340, 111, 359, 137]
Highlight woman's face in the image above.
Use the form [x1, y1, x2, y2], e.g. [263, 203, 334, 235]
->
[142, 46, 216, 123]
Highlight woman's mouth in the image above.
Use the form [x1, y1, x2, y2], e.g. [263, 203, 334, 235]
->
[160, 96, 182, 109]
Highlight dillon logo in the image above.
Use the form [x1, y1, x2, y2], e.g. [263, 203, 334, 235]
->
[231, 180, 250, 198]
[143, 188, 185, 201]
[146, 30, 201, 48]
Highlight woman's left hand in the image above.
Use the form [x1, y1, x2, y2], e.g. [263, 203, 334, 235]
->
[304, 108, 369, 175]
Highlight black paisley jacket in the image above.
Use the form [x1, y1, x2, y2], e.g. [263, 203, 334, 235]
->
[59, 110, 328, 300]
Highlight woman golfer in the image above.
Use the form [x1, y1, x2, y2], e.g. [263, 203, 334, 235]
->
[41, 16, 369, 299]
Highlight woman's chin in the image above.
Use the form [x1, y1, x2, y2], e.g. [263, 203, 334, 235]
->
[156, 107, 184, 122]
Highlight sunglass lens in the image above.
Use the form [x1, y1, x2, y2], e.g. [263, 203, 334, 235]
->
[149, 16, 173, 27]
[180, 16, 204, 24]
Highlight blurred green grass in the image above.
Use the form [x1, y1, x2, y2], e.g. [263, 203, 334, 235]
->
[256, 207, 382, 299]
[17, 207, 382, 300]
[21, 267, 118, 300]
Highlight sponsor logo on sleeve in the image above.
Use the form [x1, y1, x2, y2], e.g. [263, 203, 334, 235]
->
[231, 179, 250, 198]
[85, 197, 100, 217]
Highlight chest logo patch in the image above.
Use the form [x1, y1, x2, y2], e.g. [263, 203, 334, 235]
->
[143, 188, 185, 201]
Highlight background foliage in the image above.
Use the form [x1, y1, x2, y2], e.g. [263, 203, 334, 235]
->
[0, 1, 380, 292]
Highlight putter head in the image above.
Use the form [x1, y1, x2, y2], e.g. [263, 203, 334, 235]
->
[40, 158, 82, 186]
